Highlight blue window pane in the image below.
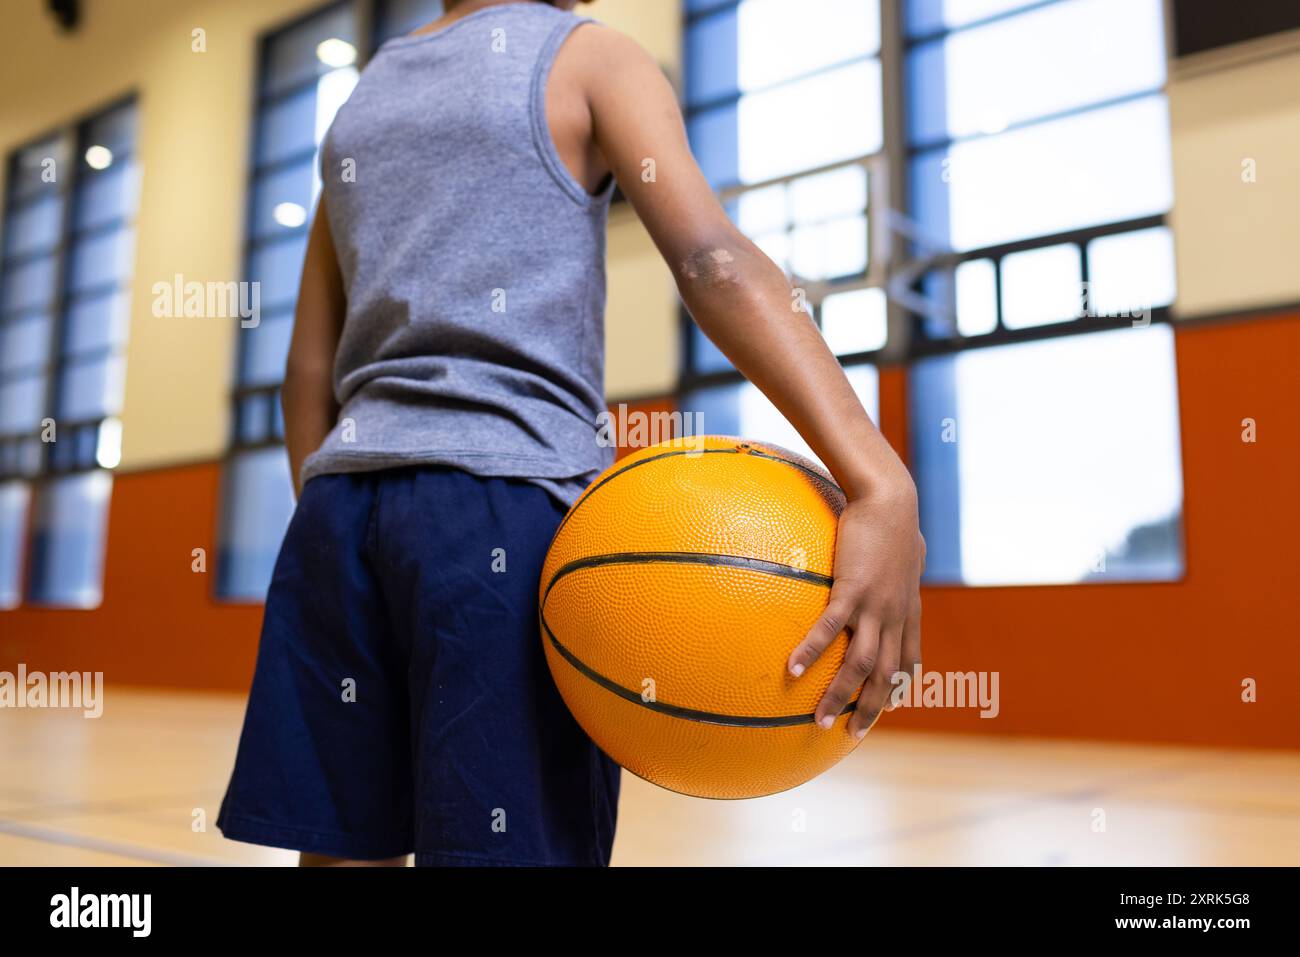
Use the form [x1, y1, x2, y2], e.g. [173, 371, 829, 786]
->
[74, 162, 139, 232]
[3, 194, 64, 260]
[0, 313, 53, 374]
[739, 59, 882, 183]
[239, 314, 294, 387]
[1000, 243, 1081, 329]
[218, 448, 296, 600]
[687, 105, 739, 189]
[689, 323, 734, 376]
[738, 0, 880, 91]
[907, 0, 1165, 145]
[7, 136, 69, 203]
[256, 86, 326, 168]
[261, 5, 358, 99]
[911, 95, 1172, 251]
[67, 227, 135, 293]
[236, 393, 274, 445]
[28, 470, 112, 607]
[56, 354, 125, 421]
[686, 5, 738, 106]
[374, 0, 443, 46]
[685, 364, 880, 463]
[249, 159, 315, 240]
[687, 0, 735, 14]
[1086, 226, 1176, 317]
[0, 373, 46, 433]
[2, 253, 58, 313]
[910, 324, 1184, 585]
[63, 290, 131, 357]
[248, 234, 309, 313]
[907, 0, 1048, 36]
[0, 480, 30, 607]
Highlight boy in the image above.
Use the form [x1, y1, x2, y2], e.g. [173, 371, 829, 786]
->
[218, 0, 924, 867]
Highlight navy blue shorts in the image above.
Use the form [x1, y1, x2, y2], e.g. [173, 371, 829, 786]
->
[217, 467, 620, 866]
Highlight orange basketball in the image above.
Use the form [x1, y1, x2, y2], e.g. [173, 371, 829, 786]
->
[539, 435, 870, 800]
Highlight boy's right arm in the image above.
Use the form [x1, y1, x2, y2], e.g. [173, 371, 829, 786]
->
[281, 196, 346, 498]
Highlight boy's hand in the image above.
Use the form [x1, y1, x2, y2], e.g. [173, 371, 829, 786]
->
[787, 474, 924, 738]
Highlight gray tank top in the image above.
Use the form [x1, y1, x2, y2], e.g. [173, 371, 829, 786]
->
[302, 3, 614, 507]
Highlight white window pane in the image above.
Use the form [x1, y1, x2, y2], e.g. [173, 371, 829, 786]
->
[956, 258, 998, 336]
[736, 183, 787, 236]
[0, 480, 31, 609]
[686, 365, 879, 465]
[936, 95, 1172, 251]
[739, 60, 882, 183]
[739, 0, 880, 90]
[910, 0, 1165, 143]
[912, 325, 1183, 585]
[790, 214, 867, 281]
[1000, 243, 1082, 329]
[822, 287, 887, 355]
[908, 0, 1048, 34]
[1086, 226, 1176, 318]
[752, 231, 789, 273]
[789, 164, 868, 224]
[29, 471, 112, 607]
[312, 67, 359, 202]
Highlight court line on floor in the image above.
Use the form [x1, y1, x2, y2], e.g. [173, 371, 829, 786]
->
[0, 818, 230, 867]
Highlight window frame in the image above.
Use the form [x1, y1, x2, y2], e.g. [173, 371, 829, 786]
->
[0, 93, 139, 608]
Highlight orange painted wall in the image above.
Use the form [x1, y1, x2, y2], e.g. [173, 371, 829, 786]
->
[4, 325, 1297, 749]
[888, 311, 1300, 748]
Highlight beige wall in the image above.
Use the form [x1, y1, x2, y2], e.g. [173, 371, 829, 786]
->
[588, 0, 684, 401]
[1169, 47, 1300, 317]
[1, 0, 683, 474]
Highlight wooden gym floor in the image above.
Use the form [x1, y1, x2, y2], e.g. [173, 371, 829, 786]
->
[2, 688, 1298, 866]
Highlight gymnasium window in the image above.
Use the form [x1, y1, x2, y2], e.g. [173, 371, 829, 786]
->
[680, 0, 886, 461]
[905, 0, 1184, 584]
[218, 0, 443, 600]
[682, 0, 1186, 585]
[0, 98, 139, 608]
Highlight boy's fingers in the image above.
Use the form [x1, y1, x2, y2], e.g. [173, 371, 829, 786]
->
[848, 622, 903, 737]
[815, 615, 881, 729]
[788, 590, 858, 677]
[899, 604, 922, 687]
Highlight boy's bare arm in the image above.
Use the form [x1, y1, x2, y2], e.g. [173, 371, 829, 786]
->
[281, 196, 346, 498]
[574, 26, 924, 736]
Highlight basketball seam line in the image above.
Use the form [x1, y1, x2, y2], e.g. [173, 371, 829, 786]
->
[540, 551, 853, 728]
[553, 441, 844, 542]
[538, 613, 859, 728]
[544, 550, 834, 599]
